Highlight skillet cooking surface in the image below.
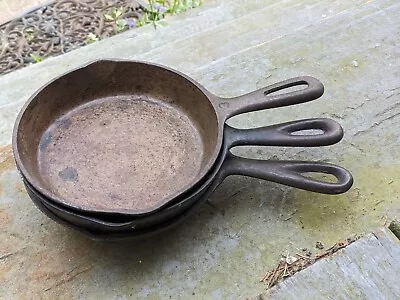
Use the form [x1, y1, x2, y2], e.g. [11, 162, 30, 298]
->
[38, 95, 204, 211]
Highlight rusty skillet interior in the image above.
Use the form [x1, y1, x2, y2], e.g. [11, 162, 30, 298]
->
[14, 60, 221, 214]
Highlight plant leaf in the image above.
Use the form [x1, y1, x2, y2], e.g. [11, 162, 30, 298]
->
[30, 54, 43, 63]
[88, 33, 98, 39]
[114, 7, 123, 19]
[116, 19, 127, 32]
[116, 19, 127, 26]
[104, 14, 114, 21]
[85, 33, 99, 44]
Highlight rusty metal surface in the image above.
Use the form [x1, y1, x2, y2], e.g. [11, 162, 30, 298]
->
[36, 96, 204, 211]
[13, 59, 219, 215]
[1, 0, 400, 298]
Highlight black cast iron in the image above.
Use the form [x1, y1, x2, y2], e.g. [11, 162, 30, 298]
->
[23, 118, 353, 233]
[14, 59, 342, 217]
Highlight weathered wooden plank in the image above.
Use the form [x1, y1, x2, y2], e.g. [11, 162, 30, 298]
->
[260, 228, 400, 300]
[1, 0, 400, 298]
[373, 227, 400, 264]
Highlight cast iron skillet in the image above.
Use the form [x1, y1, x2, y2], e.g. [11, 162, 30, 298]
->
[13, 59, 332, 216]
[22, 118, 353, 233]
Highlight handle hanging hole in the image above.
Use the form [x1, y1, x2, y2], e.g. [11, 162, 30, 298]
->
[264, 81, 308, 96]
[302, 172, 339, 183]
[290, 129, 325, 136]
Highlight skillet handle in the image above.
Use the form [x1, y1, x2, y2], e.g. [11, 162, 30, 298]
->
[218, 76, 324, 120]
[221, 153, 353, 194]
[225, 118, 343, 147]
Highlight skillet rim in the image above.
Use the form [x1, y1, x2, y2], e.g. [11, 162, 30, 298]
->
[12, 58, 224, 216]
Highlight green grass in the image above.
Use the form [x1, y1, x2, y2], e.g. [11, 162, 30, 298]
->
[99, 0, 203, 35]
[30, 54, 43, 63]
[86, 1, 203, 43]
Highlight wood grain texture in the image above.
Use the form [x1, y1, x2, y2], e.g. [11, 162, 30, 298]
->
[1, 0, 400, 298]
[262, 228, 400, 300]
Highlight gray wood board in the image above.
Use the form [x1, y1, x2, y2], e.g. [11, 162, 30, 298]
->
[261, 228, 400, 300]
